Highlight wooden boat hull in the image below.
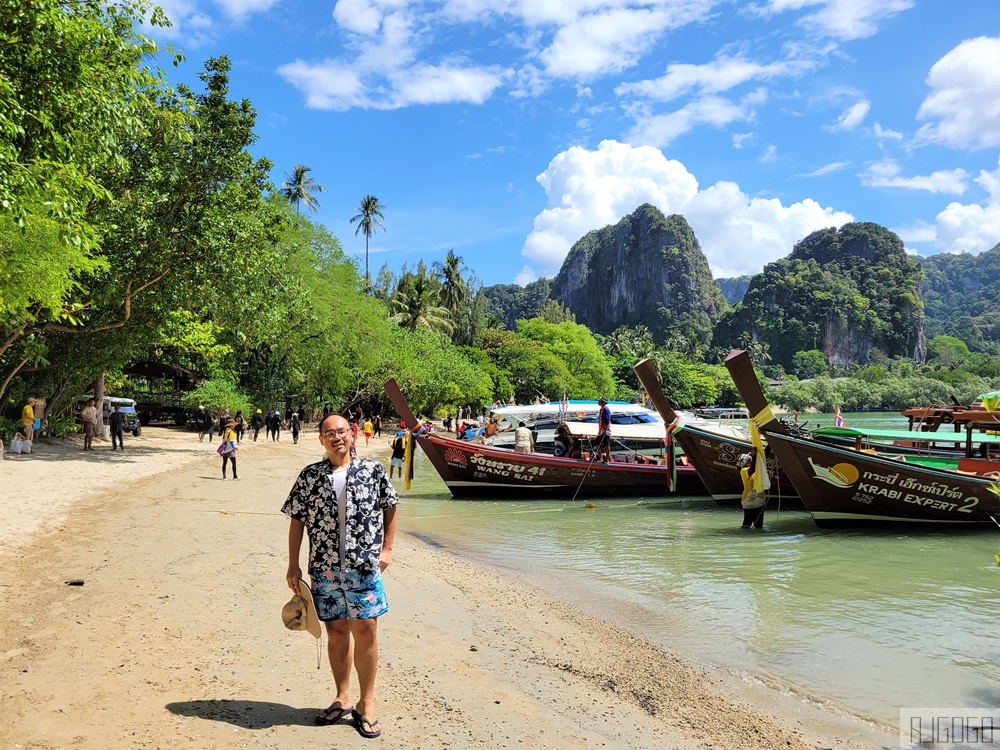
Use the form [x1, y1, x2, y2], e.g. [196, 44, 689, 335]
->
[414, 432, 707, 498]
[724, 350, 1000, 527]
[669, 423, 796, 505]
[761, 431, 1000, 526]
[633, 359, 798, 507]
[382, 377, 707, 498]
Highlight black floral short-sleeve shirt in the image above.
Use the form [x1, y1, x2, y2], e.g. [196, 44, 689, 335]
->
[282, 457, 399, 575]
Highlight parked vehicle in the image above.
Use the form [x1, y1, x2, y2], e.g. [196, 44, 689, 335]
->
[77, 396, 142, 437]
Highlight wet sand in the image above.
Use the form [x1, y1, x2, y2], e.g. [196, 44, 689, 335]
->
[0, 427, 896, 748]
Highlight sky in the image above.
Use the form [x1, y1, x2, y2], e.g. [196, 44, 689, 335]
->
[148, 0, 1000, 286]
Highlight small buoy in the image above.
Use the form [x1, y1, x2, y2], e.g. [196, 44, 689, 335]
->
[584, 502, 596, 509]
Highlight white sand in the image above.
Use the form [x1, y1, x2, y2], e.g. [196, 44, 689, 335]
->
[0, 427, 897, 748]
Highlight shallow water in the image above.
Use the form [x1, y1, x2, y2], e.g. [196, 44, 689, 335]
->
[397, 412, 1000, 724]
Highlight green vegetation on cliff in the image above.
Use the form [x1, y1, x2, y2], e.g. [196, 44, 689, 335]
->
[713, 222, 924, 371]
[921, 244, 1000, 353]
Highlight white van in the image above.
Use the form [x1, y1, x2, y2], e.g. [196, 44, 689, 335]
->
[77, 396, 142, 437]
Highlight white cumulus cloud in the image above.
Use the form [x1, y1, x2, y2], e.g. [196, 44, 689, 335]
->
[214, 0, 282, 18]
[916, 36, 1000, 150]
[617, 54, 811, 101]
[932, 157, 1000, 254]
[861, 159, 968, 194]
[626, 95, 752, 147]
[280, 4, 507, 110]
[755, 0, 914, 41]
[522, 140, 853, 278]
[831, 99, 870, 130]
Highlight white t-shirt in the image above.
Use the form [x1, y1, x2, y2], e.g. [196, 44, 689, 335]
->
[329, 468, 348, 566]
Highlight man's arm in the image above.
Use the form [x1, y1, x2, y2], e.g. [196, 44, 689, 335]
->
[286, 518, 305, 593]
[380, 506, 397, 572]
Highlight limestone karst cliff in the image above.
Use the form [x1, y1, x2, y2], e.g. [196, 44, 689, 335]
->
[548, 204, 727, 343]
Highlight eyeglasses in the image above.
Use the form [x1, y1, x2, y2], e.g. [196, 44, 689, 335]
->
[321, 428, 351, 439]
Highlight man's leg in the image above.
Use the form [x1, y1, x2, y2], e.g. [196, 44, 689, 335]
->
[351, 617, 381, 732]
[322, 619, 354, 718]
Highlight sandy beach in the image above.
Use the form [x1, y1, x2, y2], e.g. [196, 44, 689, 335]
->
[0, 427, 897, 749]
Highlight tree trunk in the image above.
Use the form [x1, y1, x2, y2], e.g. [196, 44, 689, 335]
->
[95, 372, 106, 437]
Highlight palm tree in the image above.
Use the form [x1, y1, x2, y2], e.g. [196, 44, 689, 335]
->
[433, 250, 467, 312]
[350, 195, 385, 294]
[389, 274, 453, 334]
[280, 164, 325, 214]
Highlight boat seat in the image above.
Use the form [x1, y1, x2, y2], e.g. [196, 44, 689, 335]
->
[956, 457, 1000, 476]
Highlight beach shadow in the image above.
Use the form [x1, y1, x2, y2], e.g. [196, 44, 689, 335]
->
[165, 699, 317, 728]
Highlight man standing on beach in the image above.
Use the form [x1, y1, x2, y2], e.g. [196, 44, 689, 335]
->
[388, 430, 406, 479]
[21, 397, 36, 442]
[283, 412, 398, 740]
[109, 405, 126, 451]
[81, 398, 99, 451]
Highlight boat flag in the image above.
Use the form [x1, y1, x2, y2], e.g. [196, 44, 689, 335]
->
[834, 407, 844, 428]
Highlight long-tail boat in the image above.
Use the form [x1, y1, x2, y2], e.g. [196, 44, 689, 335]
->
[383, 379, 708, 498]
[633, 358, 798, 506]
[724, 350, 1000, 526]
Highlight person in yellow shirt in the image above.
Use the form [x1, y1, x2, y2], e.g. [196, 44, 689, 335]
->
[220, 419, 240, 480]
[21, 398, 36, 441]
[363, 418, 373, 446]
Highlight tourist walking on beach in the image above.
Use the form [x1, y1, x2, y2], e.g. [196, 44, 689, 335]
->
[290, 410, 301, 444]
[269, 410, 282, 441]
[283, 412, 398, 739]
[251, 409, 265, 442]
[109, 405, 126, 451]
[513, 421, 534, 454]
[197, 406, 214, 443]
[220, 419, 239, 480]
[595, 396, 612, 463]
[234, 411, 245, 444]
[21, 397, 36, 442]
[81, 398, 100, 451]
[372, 415, 381, 438]
[363, 417, 373, 446]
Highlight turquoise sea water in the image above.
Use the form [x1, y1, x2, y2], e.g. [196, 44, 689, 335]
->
[396, 412, 1000, 726]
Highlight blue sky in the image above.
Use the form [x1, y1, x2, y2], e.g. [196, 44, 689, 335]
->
[150, 0, 999, 285]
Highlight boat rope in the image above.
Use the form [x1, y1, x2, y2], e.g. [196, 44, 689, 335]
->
[570, 453, 599, 504]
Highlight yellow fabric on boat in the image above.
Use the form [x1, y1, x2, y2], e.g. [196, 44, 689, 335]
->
[746, 417, 771, 493]
[404, 431, 414, 491]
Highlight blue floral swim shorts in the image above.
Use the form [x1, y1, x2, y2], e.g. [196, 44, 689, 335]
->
[313, 568, 389, 621]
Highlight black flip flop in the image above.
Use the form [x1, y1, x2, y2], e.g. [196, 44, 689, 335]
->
[315, 704, 354, 726]
[352, 710, 382, 739]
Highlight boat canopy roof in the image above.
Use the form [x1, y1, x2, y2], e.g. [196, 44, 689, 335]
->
[565, 421, 666, 441]
[812, 426, 1000, 444]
